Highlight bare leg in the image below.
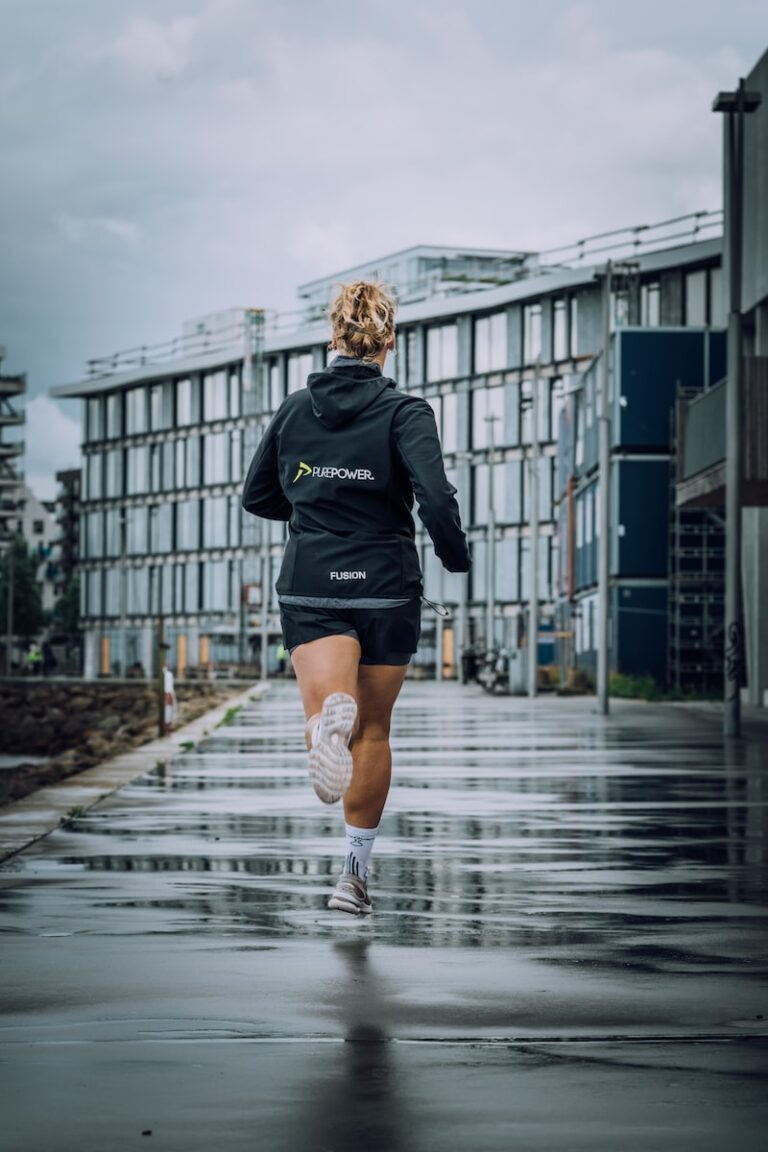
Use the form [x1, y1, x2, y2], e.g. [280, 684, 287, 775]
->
[344, 664, 408, 829]
[290, 635, 362, 747]
[290, 637, 408, 825]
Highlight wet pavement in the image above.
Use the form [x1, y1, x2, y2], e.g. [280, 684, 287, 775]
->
[1, 681, 767, 1151]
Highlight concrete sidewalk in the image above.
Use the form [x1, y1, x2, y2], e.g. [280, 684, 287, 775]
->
[1, 682, 766, 1151]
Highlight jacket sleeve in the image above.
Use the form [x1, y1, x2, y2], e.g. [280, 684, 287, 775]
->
[393, 399, 471, 573]
[241, 415, 292, 522]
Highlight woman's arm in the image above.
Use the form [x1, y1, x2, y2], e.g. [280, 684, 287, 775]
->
[393, 399, 471, 572]
[241, 416, 292, 521]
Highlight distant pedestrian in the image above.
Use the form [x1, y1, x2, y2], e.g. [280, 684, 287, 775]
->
[26, 642, 43, 676]
[243, 281, 470, 915]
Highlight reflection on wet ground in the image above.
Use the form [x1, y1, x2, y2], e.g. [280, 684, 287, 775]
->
[1, 683, 767, 1150]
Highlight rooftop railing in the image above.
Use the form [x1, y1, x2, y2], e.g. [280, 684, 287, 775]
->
[85, 209, 723, 379]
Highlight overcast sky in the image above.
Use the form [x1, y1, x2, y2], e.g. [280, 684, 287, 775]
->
[0, 0, 765, 499]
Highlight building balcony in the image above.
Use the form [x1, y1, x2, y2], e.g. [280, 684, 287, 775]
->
[0, 410, 24, 428]
[0, 440, 24, 460]
[0, 375, 25, 397]
[675, 357, 768, 508]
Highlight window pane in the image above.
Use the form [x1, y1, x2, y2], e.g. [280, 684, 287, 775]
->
[553, 299, 567, 360]
[203, 496, 228, 548]
[473, 463, 489, 525]
[162, 442, 175, 490]
[106, 449, 123, 497]
[176, 378, 193, 425]
[229, 368, 241, 418]
[642, 282, 661, 327]
[426, 324, 458, 382]
[229, 496, 241, 547]
[474, 317, 490, 374]
[149, 504, 172, 554]
[87, 569, 101, 616]
[127, 568, 149, 615]
[161, 565, 174, 615]
[569, 297, 579, 357]
[230, 429, 242, 482]
[269, 361, 282, 410]
[202, 560, 229, 611]
[185, 562, 199, 612]
[406, 330, 419, 384]
[106, 393, 122, 438]
[150, 383, 169, 431]
[497, 537, 518, 601]
[523, 304, 542, 364]
[685, 270, 707, 326]
[186, 435, 201, 487]
[87, 398, 103, 441]
[125, 387, 147, 434]
[126, 445, 149, 494]
[177, 500, 200, 550]
[150, 444, 162, 492]
[287, 352, 313, 393]
[203, 370, 228, 422]
[203, 432, 229, 486]
[442, 391, 458, 453]
[126, 507, 148, 555]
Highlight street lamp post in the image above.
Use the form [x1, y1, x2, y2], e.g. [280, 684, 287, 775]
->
[485, 414, 499, 651]
[5, 529, 15, 676]
[528, 364, 541, 698]
[597, 260, 612, 716]
[713, 79, 761, 739]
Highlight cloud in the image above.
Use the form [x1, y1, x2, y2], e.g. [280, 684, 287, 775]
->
[22, 396, 81, 503]
[105, 14, 199, 81]
[0, 3, 765, 447]
[57, 213, 141, 247]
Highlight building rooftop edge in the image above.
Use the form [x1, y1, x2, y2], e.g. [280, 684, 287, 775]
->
[51, 235, 722, 400]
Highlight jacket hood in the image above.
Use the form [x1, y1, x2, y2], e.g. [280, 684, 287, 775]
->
[307, 358, 395, 429]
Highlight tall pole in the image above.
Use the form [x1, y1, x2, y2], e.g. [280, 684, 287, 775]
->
[157, 612, 166, 738]
[5, 534, 14, 676]
[260, 542, 269, 681]
[435, 559, 444, 682]
[119, 508, 127, 678]
[714, 79, 760, 737]
[456, 452, 470, 681]
[528, 365, 540, 697]
[485, 415, 499, 650]
[597, 261, 613, 714]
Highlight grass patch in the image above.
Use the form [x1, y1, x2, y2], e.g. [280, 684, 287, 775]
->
[216, 705, 242, 728]
[609, 672, 662, 701]
[61, 804, 87, 825]
[179, 740, 196, 752]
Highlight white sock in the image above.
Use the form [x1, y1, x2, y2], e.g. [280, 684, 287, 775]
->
[344, 823, 378, 880]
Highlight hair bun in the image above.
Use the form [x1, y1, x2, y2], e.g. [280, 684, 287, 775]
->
[329, 280, 396, 362]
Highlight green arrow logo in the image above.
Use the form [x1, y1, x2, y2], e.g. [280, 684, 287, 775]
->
[292, 461, 312, 483]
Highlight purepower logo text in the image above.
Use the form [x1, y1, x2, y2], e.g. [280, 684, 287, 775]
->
[292, 461, 376, 483]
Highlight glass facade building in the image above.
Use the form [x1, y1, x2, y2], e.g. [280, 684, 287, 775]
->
[52, 236, 725, 680]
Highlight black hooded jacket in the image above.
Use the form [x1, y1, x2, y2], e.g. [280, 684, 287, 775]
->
[241, 357, 470, 604]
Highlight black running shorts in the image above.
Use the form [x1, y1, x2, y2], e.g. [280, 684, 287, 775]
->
[280, 599, 422, 666]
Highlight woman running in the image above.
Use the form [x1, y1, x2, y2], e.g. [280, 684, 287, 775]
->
[242, 281, 470, 915]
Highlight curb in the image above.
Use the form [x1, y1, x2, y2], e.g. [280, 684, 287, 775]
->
[0, 681, 269, 865]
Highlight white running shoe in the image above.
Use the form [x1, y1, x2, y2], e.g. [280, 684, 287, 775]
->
[328, 872, 373, 915]
[308, 692, 357, 804]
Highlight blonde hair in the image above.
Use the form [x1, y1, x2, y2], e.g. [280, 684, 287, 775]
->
[329, 281, 396, 361]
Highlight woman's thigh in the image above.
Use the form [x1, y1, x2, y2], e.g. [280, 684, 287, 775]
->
[290, 634, 362, 719]
[354, 663, 408, 740]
